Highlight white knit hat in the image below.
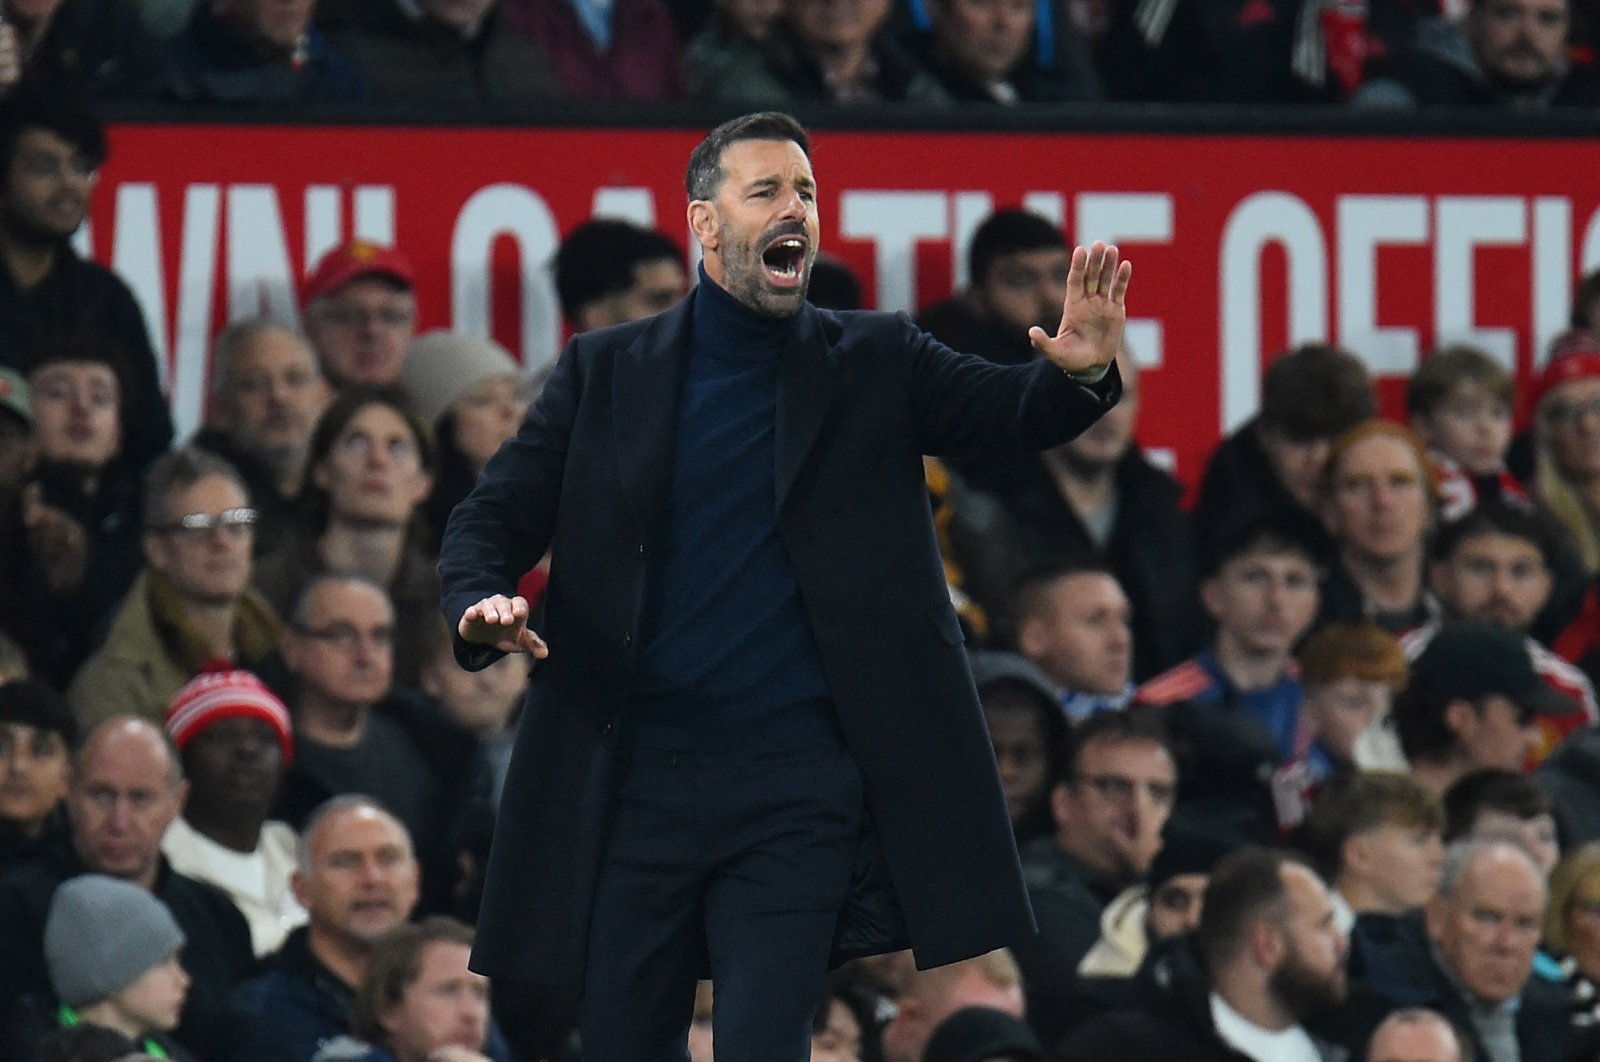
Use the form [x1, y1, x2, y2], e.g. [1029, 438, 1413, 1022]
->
[402, 330, 521, 425]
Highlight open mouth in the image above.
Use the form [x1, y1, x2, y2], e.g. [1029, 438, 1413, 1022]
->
[761, 235, 808, 287]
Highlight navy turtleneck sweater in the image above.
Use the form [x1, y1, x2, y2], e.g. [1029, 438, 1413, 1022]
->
[625, 269, 837, 752]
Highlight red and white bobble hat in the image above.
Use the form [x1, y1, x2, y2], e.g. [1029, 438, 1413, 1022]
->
[165, 669, 294, 766]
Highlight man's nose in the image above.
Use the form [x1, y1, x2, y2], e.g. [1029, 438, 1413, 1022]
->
[776, 189, 806, 219]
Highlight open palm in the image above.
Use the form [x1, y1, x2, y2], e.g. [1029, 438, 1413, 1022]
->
[1029, 241, 1133, 375]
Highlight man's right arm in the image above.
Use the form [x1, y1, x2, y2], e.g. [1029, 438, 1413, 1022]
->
[439, 341, 584, 670]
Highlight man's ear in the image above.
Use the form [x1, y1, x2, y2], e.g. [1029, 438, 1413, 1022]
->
[1017, 616, 1047, 664]
[1199, 577, 1222, 623]
[142, 530, 167, 570]
[1342, 833, 1368, 879]
[688, 200, 719, 252]
[1049, 780, 1073, 829]
[1443, 699, 1476, 741]
[1249, 919, 1284, 970]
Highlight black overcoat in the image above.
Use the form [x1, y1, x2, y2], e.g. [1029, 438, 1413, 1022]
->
[438, 290, 1121, 1015]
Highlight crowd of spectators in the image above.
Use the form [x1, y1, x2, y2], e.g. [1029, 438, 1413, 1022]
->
[0, 0, 1591, 108]
[13, 43, 1600, 1062]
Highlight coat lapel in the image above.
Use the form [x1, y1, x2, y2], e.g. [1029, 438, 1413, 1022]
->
[612, 297, 693, 542]
[775, 304, 840, 513]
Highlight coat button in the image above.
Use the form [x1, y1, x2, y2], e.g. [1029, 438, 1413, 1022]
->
[602, 722, 614, 735]
[623, 632, 633, 648]
[638, 544, 645, 554]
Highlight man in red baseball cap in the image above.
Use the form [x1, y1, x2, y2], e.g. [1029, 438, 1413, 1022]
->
[300, 240, 418, 389]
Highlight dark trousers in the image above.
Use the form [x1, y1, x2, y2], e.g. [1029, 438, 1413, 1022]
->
[578, 739, 863, 1062]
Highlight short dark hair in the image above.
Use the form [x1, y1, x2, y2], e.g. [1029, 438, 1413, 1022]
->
[967, 209, 1066, 289]
[0, 85, 107, 182]
[1194, 846, 1306, 971]
[351, 917, 477, 1046]
[1012, 554, 1118, 627]
[1443, 769, 1554, 842]
[1431, 498, 1559, 571]
[1407, 343, 1513, 417]
[25, 338, 133, 457]
[685, 112, 810, 203]
[1202, 516, 1321, 580]
[1260, 343, 1374, 442]
[1304, 771, 1443, 878]
[143, 446, 249, 532]
[553, 219, 684, 324]
[1061, 706, 1175, 784]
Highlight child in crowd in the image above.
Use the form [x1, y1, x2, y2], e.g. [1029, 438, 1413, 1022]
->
[1407, 343, 1526, 522]
[43, 875, 192, 1061]
[1270, 621, 1408, 830]
[1303, 771, 1444, 932]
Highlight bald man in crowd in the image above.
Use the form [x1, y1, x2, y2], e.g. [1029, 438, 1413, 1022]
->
[0, 717, 254, 1060]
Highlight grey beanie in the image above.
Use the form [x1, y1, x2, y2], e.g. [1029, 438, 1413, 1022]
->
[402, 330, 521, 425]
[44, 875, 186, 1007]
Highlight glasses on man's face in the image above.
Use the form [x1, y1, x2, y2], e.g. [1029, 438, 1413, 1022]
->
[295, 622, 394, 653]
[314, 304, 414, 330]
[156, 507, 258, 541]
[1079, 773, 1176, 806]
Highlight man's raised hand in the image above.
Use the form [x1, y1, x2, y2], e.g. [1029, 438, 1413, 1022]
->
[1028, 241, 1133, 377]
[458, 594, 549, 658]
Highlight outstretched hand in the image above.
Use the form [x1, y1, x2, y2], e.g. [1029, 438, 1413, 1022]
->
[1029, 241, 1133, 376]
[458, 594, 549, 658]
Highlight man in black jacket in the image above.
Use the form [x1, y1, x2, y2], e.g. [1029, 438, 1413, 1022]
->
[1060, 847, 1350, 1062]
[1358, 840, 1583, 1062]
[441, 111, 1131, 1059]
[0, 89, 171, 471]
[0, 717, 255, 1061]
[952, 348, 1198, 678]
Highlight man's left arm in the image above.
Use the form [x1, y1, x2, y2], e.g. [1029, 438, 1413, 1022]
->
[908, 241, 1131, 456]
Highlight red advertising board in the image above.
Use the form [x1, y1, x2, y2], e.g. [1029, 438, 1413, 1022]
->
[88, 123, 1600, 487]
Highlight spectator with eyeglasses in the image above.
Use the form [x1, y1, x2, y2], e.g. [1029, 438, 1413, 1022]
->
[300, 241, 419, 390]
[254, 388, 439, 690]
[69, 447, 283, 729]
[1540, 844, 1600, 1029]
[1358, 840, 1582, 1062]
[1011, 707, 1176, 1044]
[0, 717, 255, 1062]
[0, 90, 171, 474]
[274, 573, 490, 915]
[1531, 331, 1600, 576]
